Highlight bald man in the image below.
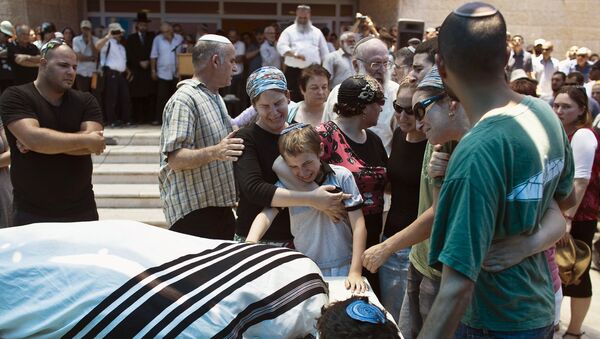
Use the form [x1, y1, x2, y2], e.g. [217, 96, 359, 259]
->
[0, 39, 105, 226]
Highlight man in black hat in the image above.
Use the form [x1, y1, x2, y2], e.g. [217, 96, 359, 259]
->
[127, 11, 156, 124]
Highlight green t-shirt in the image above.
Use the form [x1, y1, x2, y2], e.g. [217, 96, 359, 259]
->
[429, 96, 574, 331]
[409, 141, 456, 280]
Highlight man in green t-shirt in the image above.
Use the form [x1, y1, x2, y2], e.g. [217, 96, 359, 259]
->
[419, 3, 576, 338]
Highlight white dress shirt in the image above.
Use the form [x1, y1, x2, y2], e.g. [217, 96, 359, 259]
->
[276, 24, 329, 67]
[150, 33, 184, 80]
[99, 38, 127, 72]
[260, 40, 281, 69]
[72, 35, 99, 77]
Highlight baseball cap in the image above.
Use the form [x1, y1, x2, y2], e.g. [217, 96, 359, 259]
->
[0, 20, 13, 37]
[533, 38, 546, 46]
[80, 20, 92, 29]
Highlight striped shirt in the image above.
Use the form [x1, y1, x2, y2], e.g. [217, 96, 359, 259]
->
[0, 220, 329, 338]
[159, 79, 237, 226]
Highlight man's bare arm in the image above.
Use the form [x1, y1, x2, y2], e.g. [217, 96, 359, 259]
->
[8, 118, 104, 155]
[64, 121, 105, 156]
[14, 54, 41, 67]
[418, 265, 474, 339]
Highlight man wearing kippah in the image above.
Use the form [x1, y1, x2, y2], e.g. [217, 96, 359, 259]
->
[159, 34, 244, 240]
[421, 3, 575, 338]
[277, 5, 329, 102]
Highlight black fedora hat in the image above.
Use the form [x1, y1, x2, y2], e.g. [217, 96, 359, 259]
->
[134, 11, 151, 23]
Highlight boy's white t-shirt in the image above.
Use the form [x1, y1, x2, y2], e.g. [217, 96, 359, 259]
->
[277, 163, 363, 269]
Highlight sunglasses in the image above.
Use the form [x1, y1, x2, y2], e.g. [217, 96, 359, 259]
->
[40, 38, 67, 58]
[392, 99, 414, 116]
[413, 93, 446, 120]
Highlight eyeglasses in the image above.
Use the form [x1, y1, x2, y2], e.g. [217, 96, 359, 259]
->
[357, 58, 393, 70]
[392, 99, 414, 115]
[40, 38, 67, 58]
[413, 93, 446, 120]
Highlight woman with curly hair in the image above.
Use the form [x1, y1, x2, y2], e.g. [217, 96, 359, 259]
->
[317, 74, 388, 297]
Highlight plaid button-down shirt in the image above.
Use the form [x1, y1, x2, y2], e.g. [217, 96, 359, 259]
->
[159, 79, 237, 225]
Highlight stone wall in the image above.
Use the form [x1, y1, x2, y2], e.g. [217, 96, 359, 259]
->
[360, 0, 599, 58]
[0, 0, 81, 33]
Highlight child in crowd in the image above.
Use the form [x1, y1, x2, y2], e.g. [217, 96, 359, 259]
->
[246, 123, 367, 293]
[316, 296, 400, 339]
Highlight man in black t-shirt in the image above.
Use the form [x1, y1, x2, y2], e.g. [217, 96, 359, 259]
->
[7, 24, 40, 86]
[0, 39, 105, 226]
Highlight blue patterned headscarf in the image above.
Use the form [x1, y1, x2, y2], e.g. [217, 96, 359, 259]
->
[246, 66, 288, 102]
[417, 66, 444, 89]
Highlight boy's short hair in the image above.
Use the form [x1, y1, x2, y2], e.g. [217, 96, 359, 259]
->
[438, 4, 507, 81]
[316, 296, 400, 339]
[278, 124, 321, 158]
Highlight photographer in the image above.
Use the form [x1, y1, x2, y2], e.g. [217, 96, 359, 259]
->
[352, 13, 379, 40]
[95, 22, 132, 127]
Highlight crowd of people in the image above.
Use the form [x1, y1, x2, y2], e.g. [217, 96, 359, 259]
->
[1, 1, 600, 338]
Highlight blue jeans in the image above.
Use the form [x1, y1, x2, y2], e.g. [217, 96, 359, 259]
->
[454, 323, 554, 339]
[378, 238, 410, 323]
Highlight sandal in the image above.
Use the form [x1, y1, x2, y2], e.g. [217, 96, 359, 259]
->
[563, 331, 585, 338]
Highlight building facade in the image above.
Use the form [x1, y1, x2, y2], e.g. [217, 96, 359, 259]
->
[0, 0, 597, 58]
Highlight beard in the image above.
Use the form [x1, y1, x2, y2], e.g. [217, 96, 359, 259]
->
[357, 62, 390, 88]
[341, 42, 354, 55]
[295, 19, 312, 34]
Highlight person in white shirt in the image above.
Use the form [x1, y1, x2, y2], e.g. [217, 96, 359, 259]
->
[151, 22, 183, 125]
[260, 25, 280, 69]
[95, 22, 132, 127]
[532, 41, 560, 103]
[276, 5, 329, 102]
[224, 29, 247, 110]
[322, 31, 356, 88]
[72, 20, 98, 92]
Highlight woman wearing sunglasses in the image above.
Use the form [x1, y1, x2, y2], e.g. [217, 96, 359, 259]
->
[363, 67, 567, 337]
[376, 82, 427, 322]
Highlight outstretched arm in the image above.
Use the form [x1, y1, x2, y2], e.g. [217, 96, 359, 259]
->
[246, 207, 280, 243]
[346, 209, 368, 293]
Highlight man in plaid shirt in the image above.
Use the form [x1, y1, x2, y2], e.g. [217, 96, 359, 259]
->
[159, 34, 244, 240]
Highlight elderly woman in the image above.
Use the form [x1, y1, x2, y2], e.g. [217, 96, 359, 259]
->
[317, 74, 388, 297]
[234, 67, 349, 246]
[287, 64, 330, 126]
[553, 85, 600, 339]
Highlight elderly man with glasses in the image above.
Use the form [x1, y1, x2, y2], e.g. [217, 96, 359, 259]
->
[0, 38, 105, 226]
[568, 47, 593, 82]
[532, 40, 560, 103]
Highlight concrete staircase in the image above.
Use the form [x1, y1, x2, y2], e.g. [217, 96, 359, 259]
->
[92, 126, 167, 227]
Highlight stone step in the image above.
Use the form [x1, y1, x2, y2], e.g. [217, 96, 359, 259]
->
[103, 126, 161, 146]
[93, 145, 159, 164]
[94, 184, 161, 208]
[97, 208, 167, 228]
[92, 163, 159, 184]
